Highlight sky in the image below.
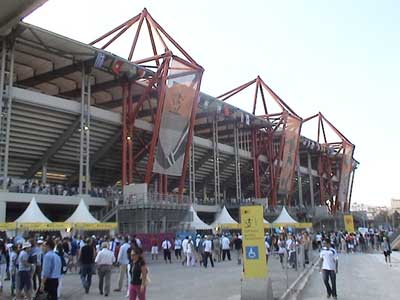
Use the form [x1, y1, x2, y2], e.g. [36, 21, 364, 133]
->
[24, 0, 400, 206]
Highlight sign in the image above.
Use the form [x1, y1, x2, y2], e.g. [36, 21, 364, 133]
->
[241, 205, 267, 279]
[0, 222, 16, 230]
[73, 223, 118, 230]
[344, 214, 355, 233]
[17, 222, 70, 231]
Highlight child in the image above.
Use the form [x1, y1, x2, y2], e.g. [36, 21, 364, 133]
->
[151, 240, 159, 261]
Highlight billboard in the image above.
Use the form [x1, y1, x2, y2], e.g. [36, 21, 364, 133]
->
[153, 60, 200, 176]
[337, 142, 354, 210]
[278, 115, 302, 195]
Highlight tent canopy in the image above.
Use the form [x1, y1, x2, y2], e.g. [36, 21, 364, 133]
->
[187, 205, 212, 230]
[272, 206, 298, 224]
[65, 199, 99, 223]
[15, 197, 51, 223]
[211, 206, 238, 227]
[263, 218, 270, 224]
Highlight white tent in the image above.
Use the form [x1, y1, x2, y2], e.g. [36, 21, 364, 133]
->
[65, 199, 99, 223]
[272, 206, 298, 225]
[187, 205, 212, 230]
[211, 206, 238, 227]
[15, 197, 51, 223]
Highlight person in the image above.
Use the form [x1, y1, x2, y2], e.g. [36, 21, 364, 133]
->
[174, 237, 182, 260]
[265, 237, 270, 264]
[16, 241, 32, 300]
[9, 244, 18, 296]
[95, 242, 115, 297]
[221, 234, 231, 261]
[150, 240, 158, 261]
[213, 235, 221, 262]
[0, 241, 7, 293]
[115, 237, 130, 292]
[55, 243, 67, 299]
[31, 239, 43, 292]
[382, 237, 392, 267]
[302, 232, 311, 264]
[69, 236, 78, 273]
[278, 236, 286, 268]
[129, 247, 148, 300]
[40, 239, 61, 300]
[186, 237, 195, 267]
[319, 239, 338, 299]
[79, 238, 94, 293]
[161, 238, 172, 264]
[202, 236, 214, 268]
[181, 236, 189, 266]
[232, 234, 243, 265]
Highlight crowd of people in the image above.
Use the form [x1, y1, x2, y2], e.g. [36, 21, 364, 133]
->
[6, 178, 119, 198]
[0, 235, 148, 300]
[0, 228, 394, 300]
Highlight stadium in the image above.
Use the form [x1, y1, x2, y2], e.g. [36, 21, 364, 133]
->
[0, 1, 358, 233]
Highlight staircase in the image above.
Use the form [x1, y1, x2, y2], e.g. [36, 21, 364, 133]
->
[390, 229, 400, 250]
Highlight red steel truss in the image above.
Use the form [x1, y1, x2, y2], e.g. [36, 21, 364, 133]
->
[218, 76, 302, 208]
[303, 112, 355, 213]
[91, 8, 204, 200]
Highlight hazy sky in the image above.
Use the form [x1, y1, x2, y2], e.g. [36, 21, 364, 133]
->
[25, 0, 400, 206]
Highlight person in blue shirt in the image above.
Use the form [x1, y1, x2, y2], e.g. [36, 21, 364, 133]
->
[40, 239, 61, 300]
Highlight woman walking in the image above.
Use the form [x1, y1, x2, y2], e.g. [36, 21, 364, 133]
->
[382, 237, 392, 267]
[129, 248, 148, 300]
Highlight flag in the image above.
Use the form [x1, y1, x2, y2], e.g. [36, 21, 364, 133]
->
[94, 52, 106, 68]
[111, 60, 124, 74]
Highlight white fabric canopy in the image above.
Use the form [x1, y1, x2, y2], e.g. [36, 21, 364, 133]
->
[65, 199, 99, 223]
[187, 205, 212, 230]
[211, 206, 238, 227]
[273, 206, 298, 224]
[15, 197, 51, 223]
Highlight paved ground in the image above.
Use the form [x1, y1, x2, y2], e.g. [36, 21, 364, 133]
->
[1, 251, 317, 300]
[300, 251, 400, 300]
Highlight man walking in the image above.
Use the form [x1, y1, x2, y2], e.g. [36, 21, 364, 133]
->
[232, 234, 243, 265]
[95, 242, 115, 297]
[114, 237, 130, 292]
[40, 240, 61, 300]
[221, 234, 231, 261]
[79, 238, 95, 294]
[161, 238, 172, 264]
[319, 239, 339, 299]
[202, 236, 214, 268]
[16, 242, 32, 300]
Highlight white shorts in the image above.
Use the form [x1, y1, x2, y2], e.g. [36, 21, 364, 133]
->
[151, 246, 159, 254]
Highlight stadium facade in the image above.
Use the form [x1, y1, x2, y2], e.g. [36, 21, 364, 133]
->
[0, 2, 358, 232]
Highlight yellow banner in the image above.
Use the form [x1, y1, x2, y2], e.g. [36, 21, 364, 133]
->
[17, 223, 70, 230]
[241, 206, 267, 279]
[73, 223, 118, 230]
[344, 215, 355, 233]
[0, 222, 16, 230]
[272, 222, 313, 229]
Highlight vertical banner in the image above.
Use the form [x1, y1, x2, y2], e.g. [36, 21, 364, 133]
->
[278, 115, 302, 195]
[344, 214, 355, 233]
[241, 206, 267, 279]
[337, 142, 354, 210]
[153, 59, 201, 176]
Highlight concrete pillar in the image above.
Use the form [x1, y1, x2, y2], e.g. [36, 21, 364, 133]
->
[0, 201, 6, 222]
[297, 159, 303, 207]
[42, 163, 47, 184]
[307, 153, 315, 209]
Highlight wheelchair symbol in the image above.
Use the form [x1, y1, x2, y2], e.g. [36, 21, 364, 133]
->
[245, 246, 259, 260]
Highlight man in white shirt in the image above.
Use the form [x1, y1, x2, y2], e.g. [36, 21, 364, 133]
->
[181, 237, 189, 266]
[162, 239, 172, 264]
[95, 242, 115, 296]
[202, 236, 214, 268]
[221, 235, 231, 261]
[174, 237, 182, 260]
[114, 237, 130, 292]
[319, 239, 338, 299]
